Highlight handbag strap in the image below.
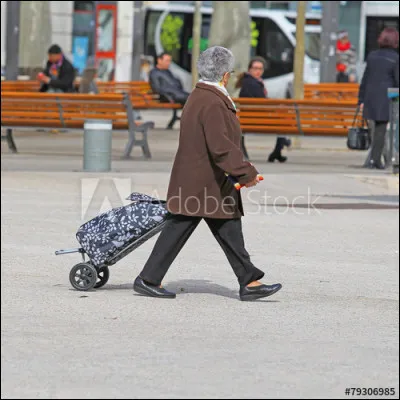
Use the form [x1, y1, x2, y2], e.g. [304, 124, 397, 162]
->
[352, 105, 360, 127]
[352, 105, 368, 128]
[362, 117, 368, 129]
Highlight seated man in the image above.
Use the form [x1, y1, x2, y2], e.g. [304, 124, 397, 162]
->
[149, 52, 189, 105]
[37, 44, 76, 93]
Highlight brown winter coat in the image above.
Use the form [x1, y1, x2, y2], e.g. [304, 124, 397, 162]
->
[166, 82, 258, 219]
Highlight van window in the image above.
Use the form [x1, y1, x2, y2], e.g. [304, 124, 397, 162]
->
[144, 9, 295, 79]
[145, 11, 186, 67]
[144, 10, 162, 62]
[255, 17, 294, 78]
[160, 13, 185, 65]
[185, 14, 212, 72]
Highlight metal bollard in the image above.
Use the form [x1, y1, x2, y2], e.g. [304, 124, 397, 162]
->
[387, 88, 399, 174]
[83, 119, 112, 172]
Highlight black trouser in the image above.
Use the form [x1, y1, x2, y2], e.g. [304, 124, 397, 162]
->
[139, 214, 265, 288]
[173, 91, 189, 105]
[160, 92, 189, 106]
[370, 121, 388, 164]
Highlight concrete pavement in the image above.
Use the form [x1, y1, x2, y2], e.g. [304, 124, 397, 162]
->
[1, 113, 399, 399]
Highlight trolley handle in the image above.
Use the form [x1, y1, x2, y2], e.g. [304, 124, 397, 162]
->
[55, 248, 85, 256]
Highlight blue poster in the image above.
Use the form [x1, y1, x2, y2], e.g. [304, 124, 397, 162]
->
[72, 36, 89, 74]
[309, 1, 322, 14]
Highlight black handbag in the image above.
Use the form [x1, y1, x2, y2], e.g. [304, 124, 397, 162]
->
[347, 106, 371, 150]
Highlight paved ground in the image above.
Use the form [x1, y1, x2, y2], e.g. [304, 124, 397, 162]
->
[1, 112, 399, 399]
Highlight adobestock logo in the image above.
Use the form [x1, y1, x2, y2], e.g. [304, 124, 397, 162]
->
[80, 178, 162, 220]
[79, 178, 322, 220]
[245, 187, 323, 216]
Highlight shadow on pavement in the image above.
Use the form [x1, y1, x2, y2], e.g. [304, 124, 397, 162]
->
[101, 279, 280, 302]
[100, 280, 238, 299]
[70, 278, 280, 301]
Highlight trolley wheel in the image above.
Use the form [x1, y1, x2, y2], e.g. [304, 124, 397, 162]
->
[94, 267, 110, 289]
[69, 262, 98, 291]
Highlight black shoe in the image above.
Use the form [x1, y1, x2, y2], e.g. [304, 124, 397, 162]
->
[368, 161, 385, 170]
[276, 154, 287, 163]
[133, 276, 176, 299]
[239, 283, 282, 301]
[268, 137, 289, 163]
[268, 153, 287, 163]
[268, 152, 277, 162]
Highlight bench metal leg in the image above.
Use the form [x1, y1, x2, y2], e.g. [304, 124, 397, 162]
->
[123, 130, 137, 159]
[2, 128, 18, 153]
[241, 135, 250, 161]
[167, 109, 180, 130]
[122, 93, 153, 159]
[141, 128, 152, 159]
[123, 122, 154, 159]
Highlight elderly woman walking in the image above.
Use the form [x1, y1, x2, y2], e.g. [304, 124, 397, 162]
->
[133, 46, 282, 301]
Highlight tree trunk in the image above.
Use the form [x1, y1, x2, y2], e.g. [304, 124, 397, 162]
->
[208, 1, 251, 95]
[191, 1, 202, 88]
[291, 1, 306, 149]
[293, 1, 306, 100]
[131, 1, 145, 81]
[19, 1, 52, 73]
[5, 0, 20, 80]
[320, 1, 340, 83]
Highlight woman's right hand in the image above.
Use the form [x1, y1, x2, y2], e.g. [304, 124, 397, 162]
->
[245, 177, 259, 188]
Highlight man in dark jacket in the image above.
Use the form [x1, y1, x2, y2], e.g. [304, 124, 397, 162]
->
[38, 44, 76, 93]
[149, 52, 189, 104]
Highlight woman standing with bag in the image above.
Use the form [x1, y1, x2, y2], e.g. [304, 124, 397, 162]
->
[358, 28, 399, 169]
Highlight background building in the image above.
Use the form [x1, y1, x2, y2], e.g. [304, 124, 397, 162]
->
[1, 0, 134, 80]
[1, 1, 398, 81]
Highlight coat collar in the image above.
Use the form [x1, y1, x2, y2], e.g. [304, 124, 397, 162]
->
[244, 73, 263, 86]
[195, 82, 236, 112]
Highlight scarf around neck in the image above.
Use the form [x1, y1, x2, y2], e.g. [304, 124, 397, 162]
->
[199, 79, 237, 111]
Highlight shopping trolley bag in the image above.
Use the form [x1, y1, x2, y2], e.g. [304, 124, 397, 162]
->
[75, 192, 169, 267]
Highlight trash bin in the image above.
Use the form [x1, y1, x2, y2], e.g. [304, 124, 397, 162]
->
[387, 88, 399, 174]
[83, 119, 112, 172]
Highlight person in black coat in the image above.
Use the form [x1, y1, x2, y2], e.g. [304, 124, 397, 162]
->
[149, 52, 190, 105]
[37, 44, 76, 93]
[358, 28, 399, 169]
[236, 57, 291, 162]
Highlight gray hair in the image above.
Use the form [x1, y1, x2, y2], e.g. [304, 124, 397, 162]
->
[197, 46, 235, 82]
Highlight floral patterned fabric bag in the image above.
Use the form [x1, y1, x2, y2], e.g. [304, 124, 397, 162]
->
[76, 193, 169, 266]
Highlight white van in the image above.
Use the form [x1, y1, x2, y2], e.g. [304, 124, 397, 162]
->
[143, 3, 322, 99]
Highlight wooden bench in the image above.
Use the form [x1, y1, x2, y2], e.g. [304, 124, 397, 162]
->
[1, 80, 183, 129]
[304, 83, 359, 101]
[1, 80, 40, 92]
[0, 80, 153, 95]
[1, 92, 156, 158]
[97, 81, 152, 94]
[95, 81, 184, 128]
[234, 98, 360, 159]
